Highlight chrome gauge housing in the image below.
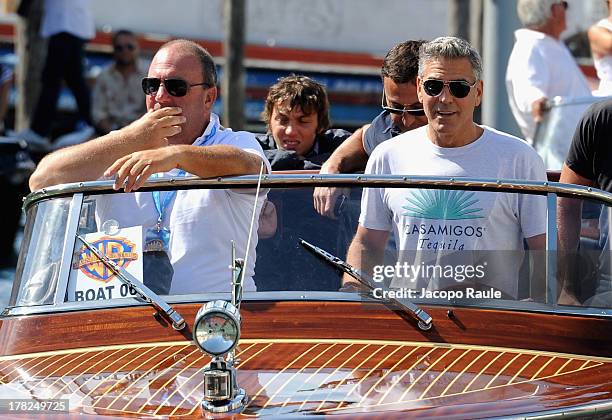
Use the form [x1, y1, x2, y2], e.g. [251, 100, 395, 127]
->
[193, 300, 241, 356]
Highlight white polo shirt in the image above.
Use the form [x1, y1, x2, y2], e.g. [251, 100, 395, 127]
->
[95, 113, 271, 295]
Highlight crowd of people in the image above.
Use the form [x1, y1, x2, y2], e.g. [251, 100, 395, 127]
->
[3, 0, 612, 303]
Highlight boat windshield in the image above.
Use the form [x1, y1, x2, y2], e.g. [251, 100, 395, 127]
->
[8, 178, 612, 315]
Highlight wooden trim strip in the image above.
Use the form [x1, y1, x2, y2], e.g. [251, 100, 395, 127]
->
[0, 355, 54, 384]
[168, 343, 270, 416]
[399, 348, 454, 402]
[332, 345, 388, 410]
[358, 346, 420, 405]
[327, 354, 612, 412]
[2, 338, 612, 363]
[142, 348, 203, 414]
[554, 358, 574, 376]
[314, 344, 369, 412]
[160, 343, 254, 416]
[267, 344, 342, 412]
[265, 344, 336, 408]
[376, 347, 433, 406]
[0, 359, 25, 382]
[33, 352, 83, 384]
[462, 351, 506, 393]
[315, 344, 373, 411]
[0, 340, 192, 361]
[105, 344, 181, 410]
[279, 344, 352, 410]
[246, 343, 323, 408]
[74, 348, 143, 407]
[483, 352, 522, 390]
[508, 355, 539, 385]
[530, 356, 557, 381]
[345, 345, 405, 405]
[439, 350, 486, 397]
[419, 349, 471, 400]
[88, 347, 149, 408]
[118, 345, 192, 413]
[47, 351, 109, 396]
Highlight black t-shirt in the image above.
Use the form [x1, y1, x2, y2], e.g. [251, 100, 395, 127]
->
[566, 99, 612, 193]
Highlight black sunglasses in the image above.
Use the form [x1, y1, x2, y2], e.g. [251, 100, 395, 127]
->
[422, 79, 477, 99]
[381, 91, 425, 116]
[142, 77, 210, 97]
[114, 43, 135, 52]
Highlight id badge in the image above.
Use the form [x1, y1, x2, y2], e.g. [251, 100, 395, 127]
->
[144, 227, 171, 252]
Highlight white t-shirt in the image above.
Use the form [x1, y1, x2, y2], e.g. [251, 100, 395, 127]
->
[506, 28, 591, 143]
[41, 0, 95, 39]
[95, 114, 271, 294]
[360, 125, 547, 297]
[593, 18, 612, 96]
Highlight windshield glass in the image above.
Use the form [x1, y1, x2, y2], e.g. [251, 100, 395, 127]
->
[10, 181, 612, 313]
[10, 197, 72, 307]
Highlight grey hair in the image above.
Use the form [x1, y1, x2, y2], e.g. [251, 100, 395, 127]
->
[418, 36, 483, 80]
[517, 0, 558, 28]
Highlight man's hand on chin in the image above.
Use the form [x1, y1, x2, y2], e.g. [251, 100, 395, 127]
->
[124, 105, 186, 150]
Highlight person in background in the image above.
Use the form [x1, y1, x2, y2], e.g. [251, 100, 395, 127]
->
[588, 0, 612, 96]
[313, 40, 428, 218]
[0, 63, 13, 135]
[256, 75, 350, 170]
[16, 0, 95, 151]
[0, 62, 23, 269]
[506, 0, 591, 145]
[92, 29, 146, 135]
[254, 75, 351, 291]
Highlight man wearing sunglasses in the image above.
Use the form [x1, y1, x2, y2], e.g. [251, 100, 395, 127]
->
[30, 39, 270, 294]
[506, 0, 591, 148]
[92, 30, 146, 135]
[314, 40, 428, 218]
[342, 37, 547, 299]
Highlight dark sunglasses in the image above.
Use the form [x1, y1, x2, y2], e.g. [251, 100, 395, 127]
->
[381, 91, 425, 116]
[114, 43, 135, 52]
[141, 77, 210, 97]
[422, 79, 477, 99]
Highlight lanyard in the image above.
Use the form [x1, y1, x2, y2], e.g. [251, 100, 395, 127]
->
[150, 118, 219, 229]
[152, 180, 182, 230]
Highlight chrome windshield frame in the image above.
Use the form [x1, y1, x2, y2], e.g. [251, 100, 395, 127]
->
[6, 174, 612, 317]
[23, 174, 612, 210]
[53, 193, 83, 305]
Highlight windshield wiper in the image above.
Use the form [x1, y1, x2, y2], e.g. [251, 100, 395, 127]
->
[299, 239, 433, 331]
[76, 234, 186, 330]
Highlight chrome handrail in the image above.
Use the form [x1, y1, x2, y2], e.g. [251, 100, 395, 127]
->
[24, 174, 612, 210]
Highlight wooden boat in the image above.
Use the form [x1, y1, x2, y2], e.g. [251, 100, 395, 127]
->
[1, 174, 611, 418]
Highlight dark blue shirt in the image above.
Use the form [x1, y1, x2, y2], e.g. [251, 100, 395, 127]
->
[363, 110, 402, 155]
